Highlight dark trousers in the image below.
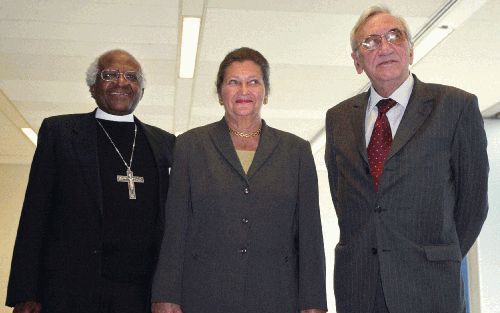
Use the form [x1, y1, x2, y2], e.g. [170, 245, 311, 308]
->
[98, 278, 150, 313]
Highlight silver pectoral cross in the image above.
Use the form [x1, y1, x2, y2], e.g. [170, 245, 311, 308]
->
[117, 168, 144, 199]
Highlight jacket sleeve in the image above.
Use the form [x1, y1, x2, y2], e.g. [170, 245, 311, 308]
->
[297, 141, 328, 311]
[6, 118, 57, 307]
[451, 93, 489, 256]
[151, 133, 191, 305]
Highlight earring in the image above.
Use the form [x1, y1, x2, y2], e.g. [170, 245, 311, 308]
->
[264, 97, 268, 105]
[218, 99, 224, 105]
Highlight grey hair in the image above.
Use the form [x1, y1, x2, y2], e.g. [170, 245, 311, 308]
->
[350, 5, 413, 52]
[85, 49, 146, 88]
[85, 58, 100, 87]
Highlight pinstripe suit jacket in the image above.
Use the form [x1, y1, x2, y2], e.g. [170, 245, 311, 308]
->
[325, 75, 488, 313]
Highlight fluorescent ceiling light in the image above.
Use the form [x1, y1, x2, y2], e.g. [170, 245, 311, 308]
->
[179, 17, 201, 78]
[22, 127, 37, 146]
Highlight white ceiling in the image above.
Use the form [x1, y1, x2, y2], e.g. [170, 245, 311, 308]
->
[1, 0, 499, 165]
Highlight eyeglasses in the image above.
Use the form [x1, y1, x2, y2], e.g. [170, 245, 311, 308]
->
[99, 70, 142, 83]
[357, 29, 406, 51]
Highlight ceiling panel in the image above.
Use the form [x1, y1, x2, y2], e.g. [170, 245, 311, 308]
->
[411, 0, 499, 112]
[0, 20, 176, 45]
[206, 0, 446, 16]
[0, 1, 178, 26]
[0, 0, 498, 165]
[0, 0, 179, 157]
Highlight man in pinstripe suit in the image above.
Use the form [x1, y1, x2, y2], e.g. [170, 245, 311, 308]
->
[325, 5, 489, 313]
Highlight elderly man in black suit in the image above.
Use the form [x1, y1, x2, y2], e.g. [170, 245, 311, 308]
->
[325, 5, 489, 313]
[6, 49, 175, 313]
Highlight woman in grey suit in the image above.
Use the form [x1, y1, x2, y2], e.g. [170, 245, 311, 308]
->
[151, 47, 327, 313]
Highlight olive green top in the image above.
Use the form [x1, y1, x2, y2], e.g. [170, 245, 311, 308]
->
[236, 149, 256, 174]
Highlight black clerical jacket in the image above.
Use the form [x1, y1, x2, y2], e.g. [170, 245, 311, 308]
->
[6, 111, 175, 313]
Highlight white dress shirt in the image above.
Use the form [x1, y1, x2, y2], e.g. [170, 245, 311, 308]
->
[364, 74, 414, 147]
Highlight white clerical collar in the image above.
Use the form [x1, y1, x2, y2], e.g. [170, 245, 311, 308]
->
[368, 73, 414, 110]
[95, 108, 134, 122]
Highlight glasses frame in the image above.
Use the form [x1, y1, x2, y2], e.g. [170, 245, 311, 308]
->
[99, 69, 143, 83]
[356, 28, 407, 52]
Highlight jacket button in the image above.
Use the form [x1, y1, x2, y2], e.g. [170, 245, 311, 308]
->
[243, 187, 249, 194]
[239, 248, 248, 254]
[374, 206, 382, 213]
[372, 248, 378, 255]
[241, 218, 249, 224]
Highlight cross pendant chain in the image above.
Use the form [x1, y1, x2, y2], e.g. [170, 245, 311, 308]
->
[117, 167, 144, 199]
[97, 120, 145, 200]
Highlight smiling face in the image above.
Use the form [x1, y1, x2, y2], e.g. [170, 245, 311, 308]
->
[351, 13, 413, 96]
[90, 50, 144, 115]
[220, 60, 266, 122]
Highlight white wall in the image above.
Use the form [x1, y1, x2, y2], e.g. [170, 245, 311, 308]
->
[478, 119, 500, 313]
[317, 169, 339, 312]
[0, 164, 30, 313]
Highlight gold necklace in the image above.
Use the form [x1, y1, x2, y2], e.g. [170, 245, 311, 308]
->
[228, 127, 261, 138]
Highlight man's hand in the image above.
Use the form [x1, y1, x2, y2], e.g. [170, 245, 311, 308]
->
[152, 302, 183, 313]
[13, 302, 41, 313]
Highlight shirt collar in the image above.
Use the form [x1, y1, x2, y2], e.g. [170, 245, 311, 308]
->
[368, 73, 414, 110]
[95, 108, 134, 122]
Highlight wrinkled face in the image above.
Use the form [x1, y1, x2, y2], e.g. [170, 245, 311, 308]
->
[220, 60, 266, 121]
[351, 13, 413, 92]
[90, 51, 144, 115]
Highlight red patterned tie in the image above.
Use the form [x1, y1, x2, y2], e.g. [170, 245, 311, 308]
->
[367, 98, 397, 191]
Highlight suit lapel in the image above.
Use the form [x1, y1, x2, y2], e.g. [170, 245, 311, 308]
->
[208, 118, 280, 181]
[72, 111, 103, 214]
[209, 118, 249, 182]
[246, 120, 280, 179]
[351, 92, 370, 164]
[137, 117, 169, 169]
[387, 76, 434, 161]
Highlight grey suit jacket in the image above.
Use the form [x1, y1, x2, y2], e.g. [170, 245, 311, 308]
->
[152, 118, 327, 313]
[6, 111, 175, 313]
[325, 75, 488, 313]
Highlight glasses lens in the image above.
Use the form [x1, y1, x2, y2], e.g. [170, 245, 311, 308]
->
[101, 70, 119, 81]
[360, 29, 405, 51]
[124, 72, 140, 82]
[386, 30, 403, 44]
[362, 36, 381, 50]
